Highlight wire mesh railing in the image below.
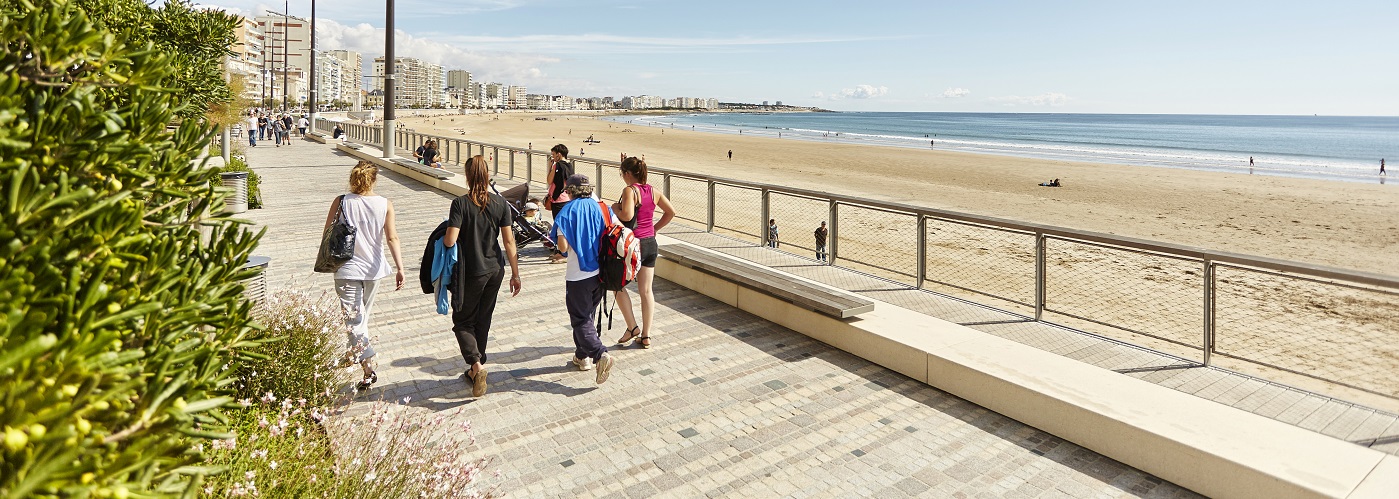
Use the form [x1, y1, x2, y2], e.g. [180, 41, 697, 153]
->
[319, 121, 1399, 404]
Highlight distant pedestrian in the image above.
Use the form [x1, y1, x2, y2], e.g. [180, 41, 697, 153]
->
[728, 149, 733, 161]
[327, 161, 406, 392]
[246, 114, 258, 147]
[442, 155, 521, 397]
[257, 114, 269, 140]
[930, 139, 935, 148]
[767, 219, 780, 248]
[297, 115, 309, 136]
[1249, 156, 1254, 167]
[611, 157, 676, 349]
[271, 118, 286, 147]
[282, 115, 294, 144]
[1382, 158, 1387, 175]
[550, 174, 617, 384]
[544, 144, 575, 263]
[814, 222, 828, 262]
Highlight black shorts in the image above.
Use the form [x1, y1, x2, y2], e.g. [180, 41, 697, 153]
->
[639, 237, 658, 268]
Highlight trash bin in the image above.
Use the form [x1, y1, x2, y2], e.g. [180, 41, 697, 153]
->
[220, 171, 249, 214]
[241, 256, 271, 306]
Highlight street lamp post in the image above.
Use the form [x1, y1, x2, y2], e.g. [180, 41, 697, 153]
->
[382, 0, 395, 157]
[281, 1, 289, 112]
[309, 0, 317, 132]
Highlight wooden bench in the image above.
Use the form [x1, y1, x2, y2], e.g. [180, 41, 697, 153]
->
[659, 244, 874, 318]
[390, 157, 456, 180]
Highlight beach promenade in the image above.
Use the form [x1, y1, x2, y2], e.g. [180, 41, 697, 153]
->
[240, 141, 1198, 497]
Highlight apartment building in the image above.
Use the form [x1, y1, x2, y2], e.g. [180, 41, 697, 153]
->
[225, 17, 264, 103]
[323, 50, 363, 109]
[372, 56, 444, 108]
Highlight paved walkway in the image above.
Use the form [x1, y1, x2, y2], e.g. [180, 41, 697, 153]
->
[241, 141, 1197, 497]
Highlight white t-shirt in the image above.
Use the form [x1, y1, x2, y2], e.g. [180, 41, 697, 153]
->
[298, 117, 309, 128]
[333, 193, 393, 281]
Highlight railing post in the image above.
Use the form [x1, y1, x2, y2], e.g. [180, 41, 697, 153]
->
[493, 147, 499, 174]
[916, 215, 927, 287]
[706, 180, 716, 232]
[827, 201, 839, 266]
[1203, 260, 1215, 366]
[1035, 233, 1047, 321]
[509, 150, 515, 178]
[526, 153, 533, 184]
[760, 188, 771, 247]
[595, 162, 603, 198]
[663, 174, 671, 199]
[455, 140, 462, 163]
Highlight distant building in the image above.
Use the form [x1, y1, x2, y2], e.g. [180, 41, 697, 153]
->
[225, 17, 264, 103]
[372, 56, 444, 108]
[321, 50, 362, 109]
[776, 101, 783, 106]
[507, 85, 527, 109]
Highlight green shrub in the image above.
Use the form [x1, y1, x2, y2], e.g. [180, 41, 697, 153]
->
[0, 0, 259, 496]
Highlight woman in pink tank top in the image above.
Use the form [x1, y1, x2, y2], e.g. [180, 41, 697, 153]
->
[612, 157, 675, 348]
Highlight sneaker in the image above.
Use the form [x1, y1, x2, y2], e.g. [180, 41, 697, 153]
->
[572, 357, 593, 371]
[595, 353, 614, 385]
[467, 368, 488, 397]
[355, 371, 378, 391]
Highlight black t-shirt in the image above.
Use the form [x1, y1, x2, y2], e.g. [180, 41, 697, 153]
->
[549, 160, 573, 200]
[447, 193, 511, 277]
[415, 146, 427, 162]
[257, 117, 268, 127]
[422, 148, 438, 164]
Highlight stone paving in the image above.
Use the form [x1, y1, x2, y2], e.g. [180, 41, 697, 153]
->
[240, 140, 1198, 498]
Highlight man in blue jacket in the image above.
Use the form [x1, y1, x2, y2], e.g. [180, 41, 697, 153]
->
[551, 174, 617, 384]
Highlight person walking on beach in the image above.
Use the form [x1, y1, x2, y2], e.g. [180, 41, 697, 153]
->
[442, 155, 522, 397]
[767, 219, 780, 248]
[728, 149, 733, 161]
[814, 222, 828, 262]
[551, 174, 617, 384]
[327, 161, 406, 391]
[611, 157, 676, 349]
[1382, 158, 1387, 175]
[1249, 156, 1254, 167]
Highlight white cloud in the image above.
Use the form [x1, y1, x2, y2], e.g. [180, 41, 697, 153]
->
[637, 72, 659, 79]
[831, 84, 888, 100]
[988, 92, 1071, 107]
[942, 87, 971, 98]
[310, 19, 559, 85]
[811, 91, 825, 99]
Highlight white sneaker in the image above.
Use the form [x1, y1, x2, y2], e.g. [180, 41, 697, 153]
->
[595, 353, 614, 385]
[573, 357, 593, 371]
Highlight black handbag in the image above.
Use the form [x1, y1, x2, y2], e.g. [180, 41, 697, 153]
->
[314, 195, 358, 273]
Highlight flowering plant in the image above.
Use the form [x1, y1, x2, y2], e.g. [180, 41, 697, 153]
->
[235, 289, 350, 407]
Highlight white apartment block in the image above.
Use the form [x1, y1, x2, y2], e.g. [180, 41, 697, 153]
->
[372, 56, 444, 108]
[323, 50, 363, 109]
[447, 70, 473, 91]
[226, 17, 264, 103]
[507, 85, 527, 109]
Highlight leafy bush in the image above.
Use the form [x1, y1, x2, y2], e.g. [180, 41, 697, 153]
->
[236, 289, 348, 407]
[203, 399, 497, 498]
[212, 155, 263, 209]
[0, 0, 258, 496]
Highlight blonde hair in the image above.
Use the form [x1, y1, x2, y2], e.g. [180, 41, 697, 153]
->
[349, 160, 377, 194]
[464, 155, 490, 208]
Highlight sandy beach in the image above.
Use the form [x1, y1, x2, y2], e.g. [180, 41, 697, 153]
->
[394, 112, 1399, 408]
[402, 112, 1399, 275]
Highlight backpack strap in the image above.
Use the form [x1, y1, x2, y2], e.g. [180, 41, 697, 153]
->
[598, 199, 612, 230]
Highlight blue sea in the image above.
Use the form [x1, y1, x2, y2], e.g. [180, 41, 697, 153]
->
[608, 113, 1399, 183]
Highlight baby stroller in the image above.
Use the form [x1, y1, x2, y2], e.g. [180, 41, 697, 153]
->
[492, 182, 555, 251]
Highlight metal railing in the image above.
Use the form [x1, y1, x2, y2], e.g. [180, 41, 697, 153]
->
[318, 121, 1399, 402]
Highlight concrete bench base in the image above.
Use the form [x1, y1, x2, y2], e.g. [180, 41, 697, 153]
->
[659, 244, 873, 318]
[653, 235, 1396, 499]
[305, 132, 329, 144]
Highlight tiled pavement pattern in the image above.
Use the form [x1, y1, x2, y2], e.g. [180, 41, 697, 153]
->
[241, 141, 1197, 497]
[656, 227, 1399, 456]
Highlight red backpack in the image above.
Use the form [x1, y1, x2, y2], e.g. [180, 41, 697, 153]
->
[597, 200, 640, 291]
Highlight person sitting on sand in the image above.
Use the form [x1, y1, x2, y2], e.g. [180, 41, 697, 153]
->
[1039, 178, 1061, 187]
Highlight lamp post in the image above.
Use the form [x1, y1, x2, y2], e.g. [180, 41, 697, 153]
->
[281, 1, 289, 112]
[382, 0, 395, 157]
[309, 0, 317, 132]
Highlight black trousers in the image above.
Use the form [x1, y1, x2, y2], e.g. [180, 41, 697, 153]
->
[566, 278, 606, 362]
[452, 268, 504, 366]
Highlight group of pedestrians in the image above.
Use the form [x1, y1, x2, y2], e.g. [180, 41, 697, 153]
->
[245, 110, 309, 148]
[765, 219, 830, 263]
[324, 143, 674, 398]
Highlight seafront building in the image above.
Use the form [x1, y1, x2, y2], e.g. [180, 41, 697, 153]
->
[371, 56, 444, 108]
[322, 50, 364, 110]
[224, 17, 264, 103]
[507, 85, 527, 109]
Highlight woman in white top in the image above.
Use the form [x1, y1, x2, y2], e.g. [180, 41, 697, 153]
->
[325, 160, 405, 391]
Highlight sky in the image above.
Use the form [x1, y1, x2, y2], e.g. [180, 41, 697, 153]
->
[193, 0, 1399, 115]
